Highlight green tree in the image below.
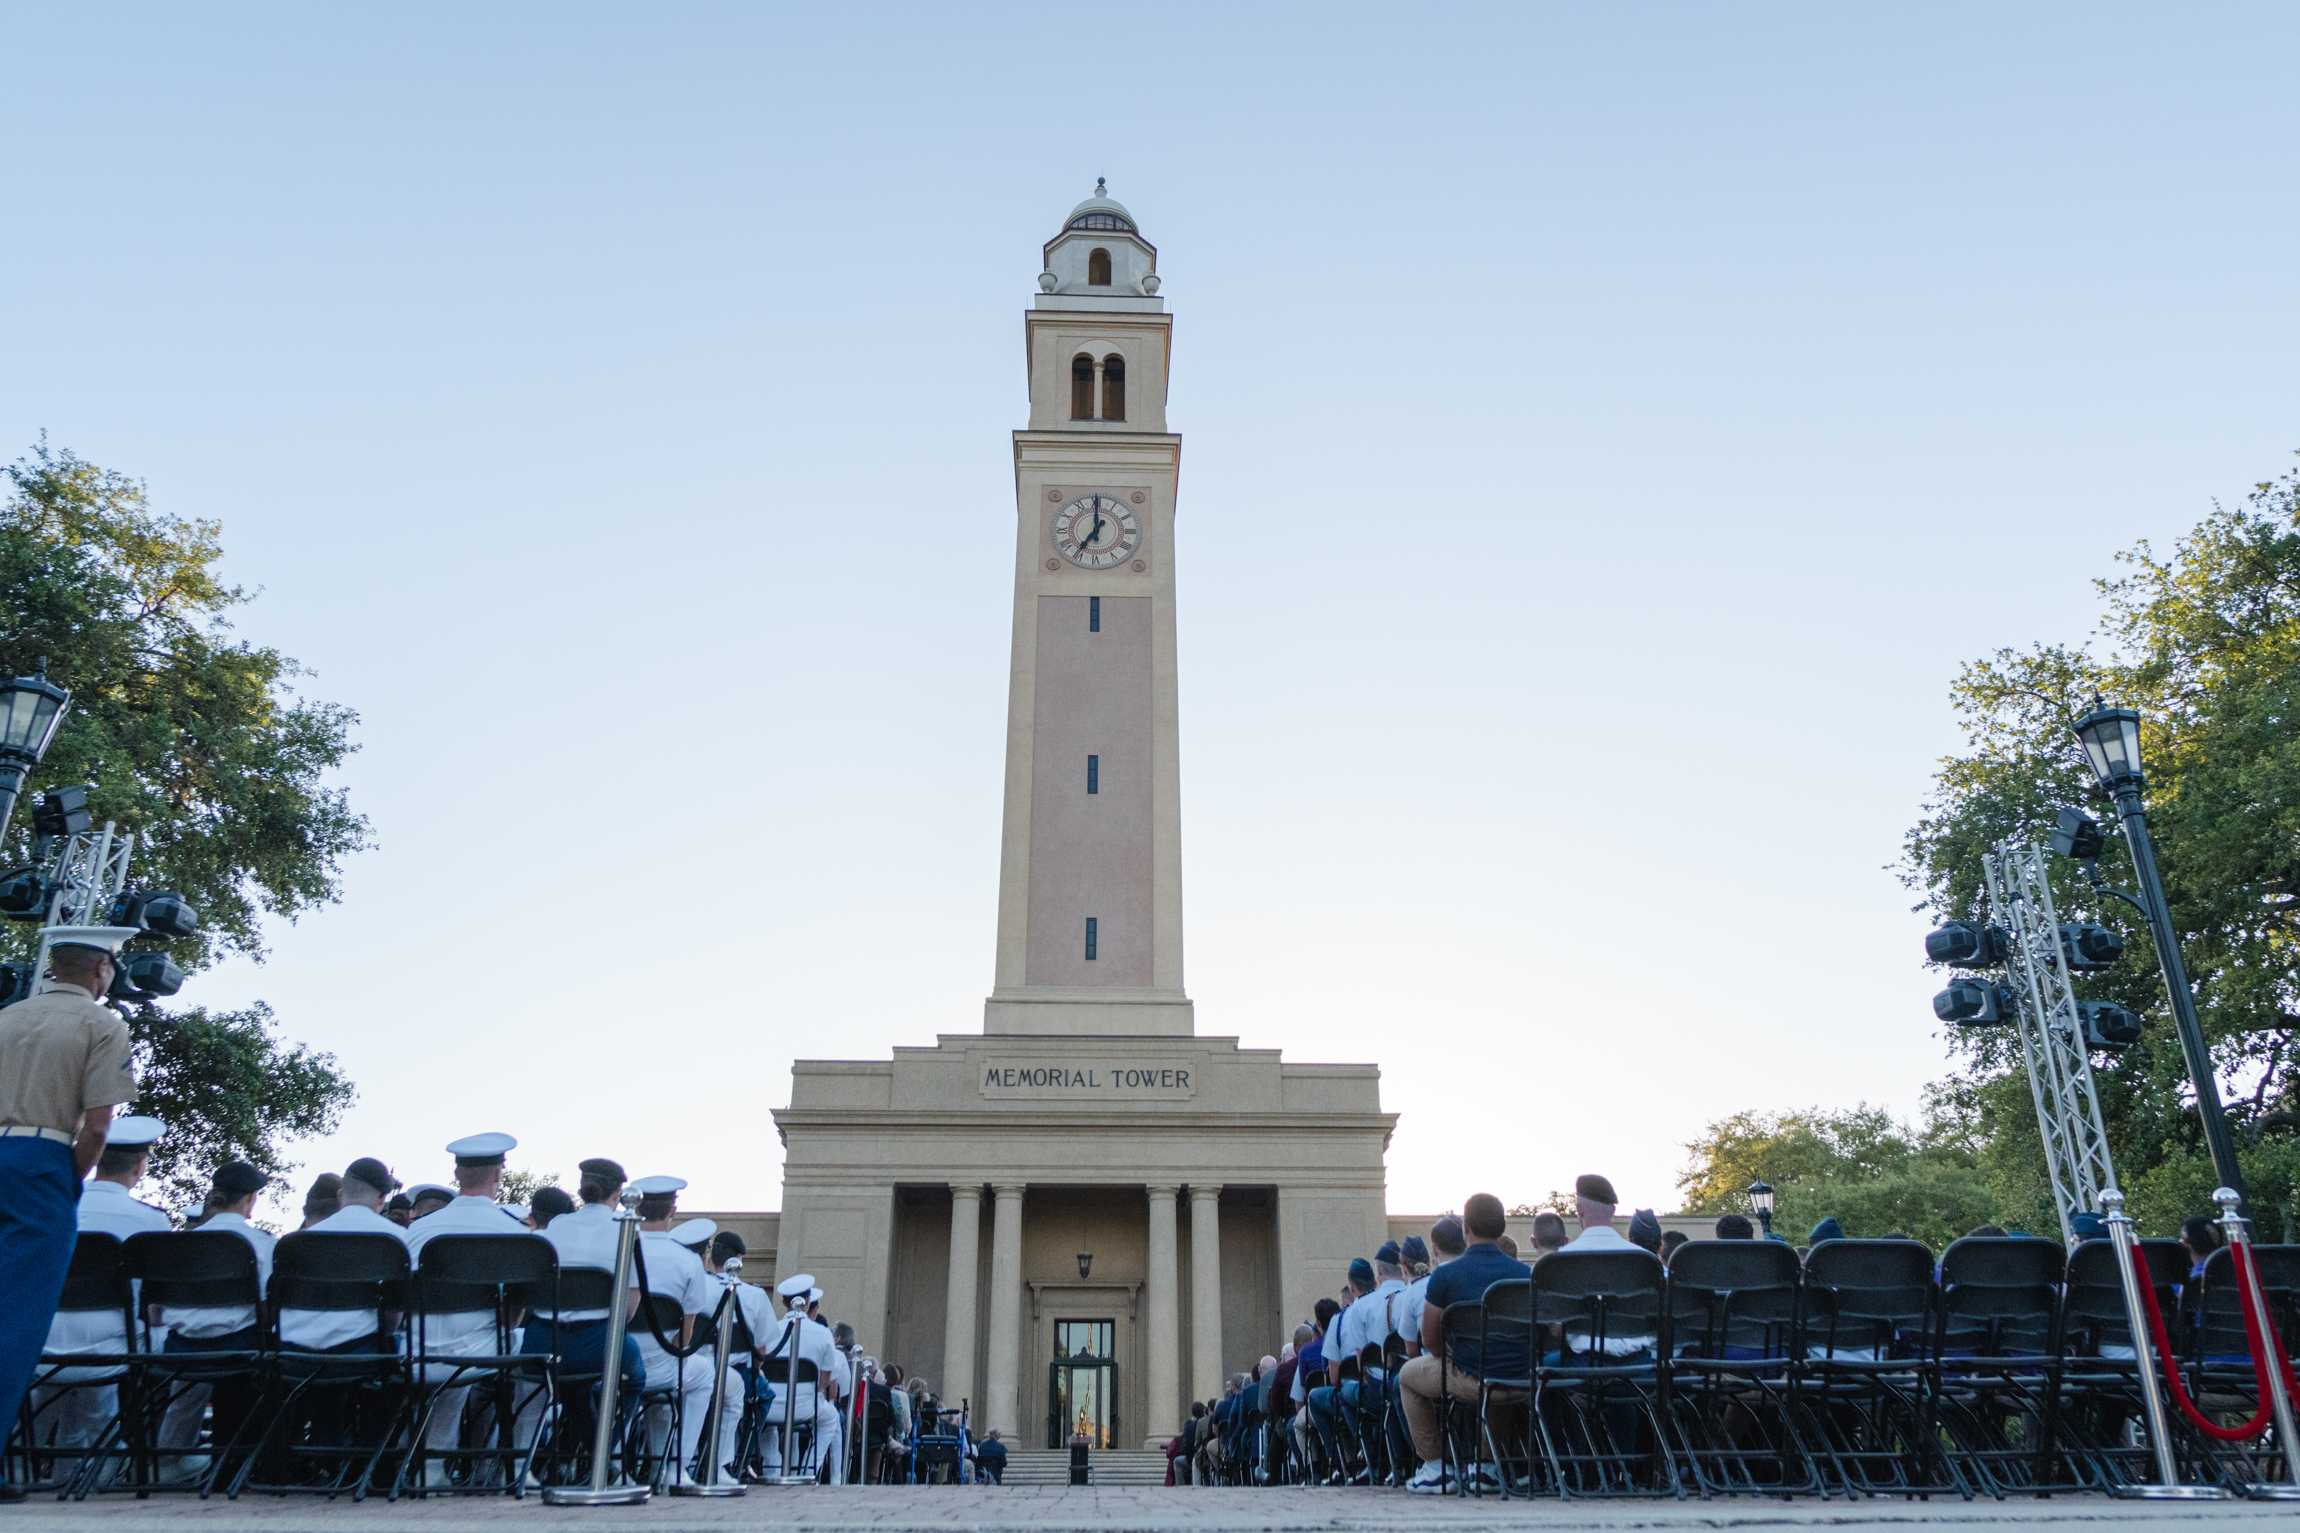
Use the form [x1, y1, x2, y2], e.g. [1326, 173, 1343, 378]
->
[1900, 456, 2300, 1237]
[1675, 1102, 1999, 1248]
[2, 439, 369, 1203]
[499, 1167, 561, 1206]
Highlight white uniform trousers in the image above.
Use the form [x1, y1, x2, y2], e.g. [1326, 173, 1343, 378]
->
[633, 1336, 717, 1472]
[414, 1321, 503, 1453]
[758, 1392, 845, 1483]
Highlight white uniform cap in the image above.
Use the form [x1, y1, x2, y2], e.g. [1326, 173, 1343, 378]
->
[446, 1131, 517, 1165]
[669, 1217, 717, 1249]
[45, 925, 142, 957]
[630, 1174, 687, 1197]
[776, 1273, 816, 1300]
[407, 1183, 454, 1203]
[503, 1203, 530, 1222]
[105, 1115, 165, 1149]
[807, 1286, 824, 1304]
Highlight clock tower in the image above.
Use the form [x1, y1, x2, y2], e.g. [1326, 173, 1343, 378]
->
[985, 182, 1191, 1037]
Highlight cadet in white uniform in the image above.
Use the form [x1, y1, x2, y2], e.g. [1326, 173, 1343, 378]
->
[279, 1157, 408, 1351]
[759, 1274, 845, 1482]
[700, 1231, 772, 1473]
[154, 1160, 278, 1474]
[403, 1132, 526, 1484]
[30, 1115, 171, 1449]
[511, 1156, 644, 1465]
[627, 1175, 721, 1477]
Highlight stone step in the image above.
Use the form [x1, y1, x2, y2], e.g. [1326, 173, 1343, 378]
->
[998, 1450, 1169, 1486]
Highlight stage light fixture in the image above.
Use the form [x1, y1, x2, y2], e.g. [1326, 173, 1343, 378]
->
[0, 868, 48, 921]
[1934, 976, 2017, 1026]
[2049, 806, 2106, 862]
[2075, 999, 2142, 1051]
[1925, 920, 2009, 967]
[2059, 922, 2125, 971]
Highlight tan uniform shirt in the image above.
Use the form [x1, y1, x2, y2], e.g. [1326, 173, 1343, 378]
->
[0, 981, 136, 1136]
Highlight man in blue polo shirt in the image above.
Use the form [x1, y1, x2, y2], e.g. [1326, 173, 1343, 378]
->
[1399, 1193, 1530, 1494]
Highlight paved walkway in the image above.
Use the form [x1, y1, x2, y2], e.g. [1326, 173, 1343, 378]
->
[1, 1488, 2290, 1533]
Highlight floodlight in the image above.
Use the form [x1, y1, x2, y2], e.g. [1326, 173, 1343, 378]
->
[1934, 977, 2017, 1026]
[107, 951, 184, 1003]
[0, 868, 48, 921]
[2049, 806, 2106, 862]
[108, 890, 198, 941]
[1925, 921, 2009, 967]
[0, 960, 32, 1007]
[2075, 999, 2142, 1051]
[2059, 922, 2125, 971]
[30, 786, 92, 840]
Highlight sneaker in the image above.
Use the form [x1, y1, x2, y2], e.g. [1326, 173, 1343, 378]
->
[1469, 1460, 1502, 1489]
[1405, 1460, 1454, 1496]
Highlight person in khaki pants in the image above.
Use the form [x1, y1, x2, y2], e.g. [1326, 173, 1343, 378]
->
[1398, 1193, 1530, 1495]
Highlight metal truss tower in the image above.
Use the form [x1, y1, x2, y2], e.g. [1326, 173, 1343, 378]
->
[1982, 840, 2116, 1244]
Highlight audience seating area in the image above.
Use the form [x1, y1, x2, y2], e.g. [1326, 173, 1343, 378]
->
[1180, 1232, 2299, 1500]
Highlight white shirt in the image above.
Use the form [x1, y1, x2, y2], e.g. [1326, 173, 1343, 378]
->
[1397, 1272, 1434, 1352]
[1336, 1278, 1406, 1375]
[762, 1310, 842, 1416]
[403, 1195, 534, 1353]
[45, 1179, 173, 1356]
[535, 1201, 636, 1321]
[717, 1274, 774, 1355]
[160, 1211, 276, 1339]
[278, 1203, 409, 1350]
[1558, 1225, 1654, 1355]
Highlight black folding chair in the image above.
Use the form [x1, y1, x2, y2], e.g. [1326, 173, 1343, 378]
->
[111, 1230, 271, 1498]
[15, 1233, 135, 1499]
[2182, 1244, 2300, 1491]
[1792, 1239, 1959, 1499]
[1662, 1239, 1816, 1497]
[232, 1231, 411, 1499]
[1532, 1249, 1677, 1498]
[2057, 1237, 2201, 1491]
[523, 1268, 621, 1487]
[397, 1232, 558, 1498]
[1931, 1236, 2066, 1497]
[757, 1326, 820, 1480]
[624, 1292, 699, 1488]
[1433, 1299, 1489, 1495]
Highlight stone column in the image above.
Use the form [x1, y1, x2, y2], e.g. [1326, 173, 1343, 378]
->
[1188, 1183, 1223, 1403]
[1143, 1184, 1181, 1445]
[981, 1182, 1026, 1437]
[941, 1184, 982, 1415]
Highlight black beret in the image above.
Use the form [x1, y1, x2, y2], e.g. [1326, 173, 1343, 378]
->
[212, 1160, 268, 1200]
[530, 1186, 576, 1220]
[342, 1157, 398, 1195]
[1574, 1173, 1618, 1205]
[578, 1157, 627, 1185]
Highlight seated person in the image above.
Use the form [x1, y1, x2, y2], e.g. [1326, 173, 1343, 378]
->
[1398, 1192, 1531, 1495]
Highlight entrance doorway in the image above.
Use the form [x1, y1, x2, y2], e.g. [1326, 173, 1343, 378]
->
[1046, 1318, 1118, 1448]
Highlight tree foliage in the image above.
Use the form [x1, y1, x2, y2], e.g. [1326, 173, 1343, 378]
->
[1676, 1102, 1998, 1248]
[2, 439, 369, 1192]
[1898, 455, 2300, 1237]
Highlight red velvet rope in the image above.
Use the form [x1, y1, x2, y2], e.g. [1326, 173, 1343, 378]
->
[2125, 1237, 2296, 1443]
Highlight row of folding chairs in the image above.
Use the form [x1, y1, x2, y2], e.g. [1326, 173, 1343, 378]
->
[1420, 1236, 2299, 1501]
[6, 1228, 767, 1501]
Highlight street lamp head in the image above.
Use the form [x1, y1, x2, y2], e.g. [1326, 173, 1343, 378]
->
[1745, 1181, 1775, 1220]
[0, 666, 71, 766]
[2072, 698, 2144, 789]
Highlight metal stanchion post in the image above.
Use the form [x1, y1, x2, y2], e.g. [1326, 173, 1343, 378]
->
[775, 1318, 812, 1485]
[2215, 1188, 2300, 1499]
[2104, 1189, 2230, 1500]
[671, 1287, 745, 1498]
[544, 1194, 651, 1506]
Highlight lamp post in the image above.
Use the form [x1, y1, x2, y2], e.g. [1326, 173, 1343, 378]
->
[2070, 700, 2246, 1201]
[1746, 1181, 1774, 1238]
[0, 664, 71, 840]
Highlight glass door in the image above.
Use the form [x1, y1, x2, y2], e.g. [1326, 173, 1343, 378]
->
[1046, 1318, 1118, 1449]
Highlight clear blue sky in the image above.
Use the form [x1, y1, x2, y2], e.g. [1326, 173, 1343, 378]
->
[5, 5, 2294, 1219]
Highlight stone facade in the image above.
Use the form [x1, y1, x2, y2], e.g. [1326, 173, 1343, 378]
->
[763, 189, 1395, 1451]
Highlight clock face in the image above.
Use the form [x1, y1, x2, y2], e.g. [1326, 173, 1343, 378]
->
[1052, 493, 1143, 569]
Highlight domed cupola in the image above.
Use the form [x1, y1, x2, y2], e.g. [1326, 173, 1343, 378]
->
[1038, 178, 1162, 307]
